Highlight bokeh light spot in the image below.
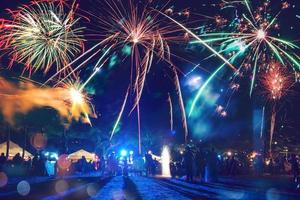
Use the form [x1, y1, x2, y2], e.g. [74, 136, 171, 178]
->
[55, 180, 69, 194]
[17, 180, 30, 196]
[0, 172, 8, 187]
[31, 133, 47, 150]
[57, 154, 71, 170]
[86, 183, 98, 198]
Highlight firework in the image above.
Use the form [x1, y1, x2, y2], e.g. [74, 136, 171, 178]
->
[48, 0, 182, 93]
[91, 0, 183, 144]
[2, 1, 84, 74]
[93, 0, 184, 111]
[0, 77, 95, 126]
[259, 61, 293, 152]
[172, 66, 188, 142]
[216, 105, 227, 117]
[260, 62, 292, 101]
[59, 78, 96, 125]
[110, 88, 130, 140]
[188, 0, 300, 116]
[168, 93, 173, 132]
[45, 0, 189, 144]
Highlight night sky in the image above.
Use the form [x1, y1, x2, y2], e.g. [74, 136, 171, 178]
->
[0, 0, 299, 155]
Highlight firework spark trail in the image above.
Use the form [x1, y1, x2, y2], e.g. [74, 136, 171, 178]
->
[249, 48, 260, 97]
[137, 103, 142, 155]
[167, 93, 173, 132]
[54, 45, 113, 87]
[259, 62, 294, 152]
[79, 58, 109, 91]
[43, 40, 113, 86]
[0, 77, 95, 126]
[72, 0, 190, 145]
[110, 88, 130, 141]
[1, 1, 84, 74]
[172, 66, 188, 143]
[157, 10, 237, 71]
[243, 0, 255, 22]
[189, 64, 224, 117]
[269, 106, 276, 152]
[260, 106, 265, 138]
[188, 40, 255, 117]
[197, 1, 300, 77]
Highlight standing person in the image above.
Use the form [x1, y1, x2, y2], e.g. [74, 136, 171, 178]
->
[291, 154, 299, 183]
[32, 154, 39, 175]
[108, 152, 117, 176]
[229, 156, 237, 176]
[78, 156, 88, 174]
[152, 158, 158, 176]
[195, 148, 205, 181]
[12, 153, 23, 165]
[195, 150, 201, 179]
[145, 151, 153, 176]
[37, 154, 46, 176]
[123, 156, 128, 177]
[99, 156, 105, 176]
[0, 153, 6, 171]
[183, 146, 194, 182]
[269, 158, 274, 175]
[206, 148, 218, 182]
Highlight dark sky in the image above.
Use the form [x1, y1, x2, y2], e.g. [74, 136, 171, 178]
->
[0, 0, 299, 154]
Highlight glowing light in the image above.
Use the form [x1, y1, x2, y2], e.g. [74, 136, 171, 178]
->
[70, 88, 84, 104]
[161, 146, 171, 177]
[57, 154, 71, 170]
[0, 78, 95, 126]
[50, 153, 58, 160]
[227, 151, 232, 156]
[121, 150, 128, 157]
[220, 111, 227, 117]
[187, 76, 202, 89]
[216, 105, 224, 113]
[250, 152, 258, 158]
[256, 29, 266, 40]
[132, 37, 139, 44]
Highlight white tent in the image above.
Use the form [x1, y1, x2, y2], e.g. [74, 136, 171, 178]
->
[0, 141, 33, 159]
[68, 149, 95, 162]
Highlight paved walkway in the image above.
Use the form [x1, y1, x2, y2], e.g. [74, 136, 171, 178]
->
[2, 175, 300, 199]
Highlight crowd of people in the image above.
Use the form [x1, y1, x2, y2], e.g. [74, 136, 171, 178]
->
[0, 153, 103, 177]
[168, 146, 300, 184]
[0, 147, 299, 185]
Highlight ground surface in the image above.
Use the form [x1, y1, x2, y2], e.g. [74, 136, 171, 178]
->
[1, 175, 300, 200]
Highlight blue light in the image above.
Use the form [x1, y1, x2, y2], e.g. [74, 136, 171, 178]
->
[187, 75, 202, 90]
[129, 151, 134, 155]
[218, 154, 222, 160]
[50, 153, 58, 160]
[120, 150, 127, 157]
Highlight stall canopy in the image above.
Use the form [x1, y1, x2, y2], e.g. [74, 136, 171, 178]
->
[0, 141, 33, 159]
[68, 149, 95, 162]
